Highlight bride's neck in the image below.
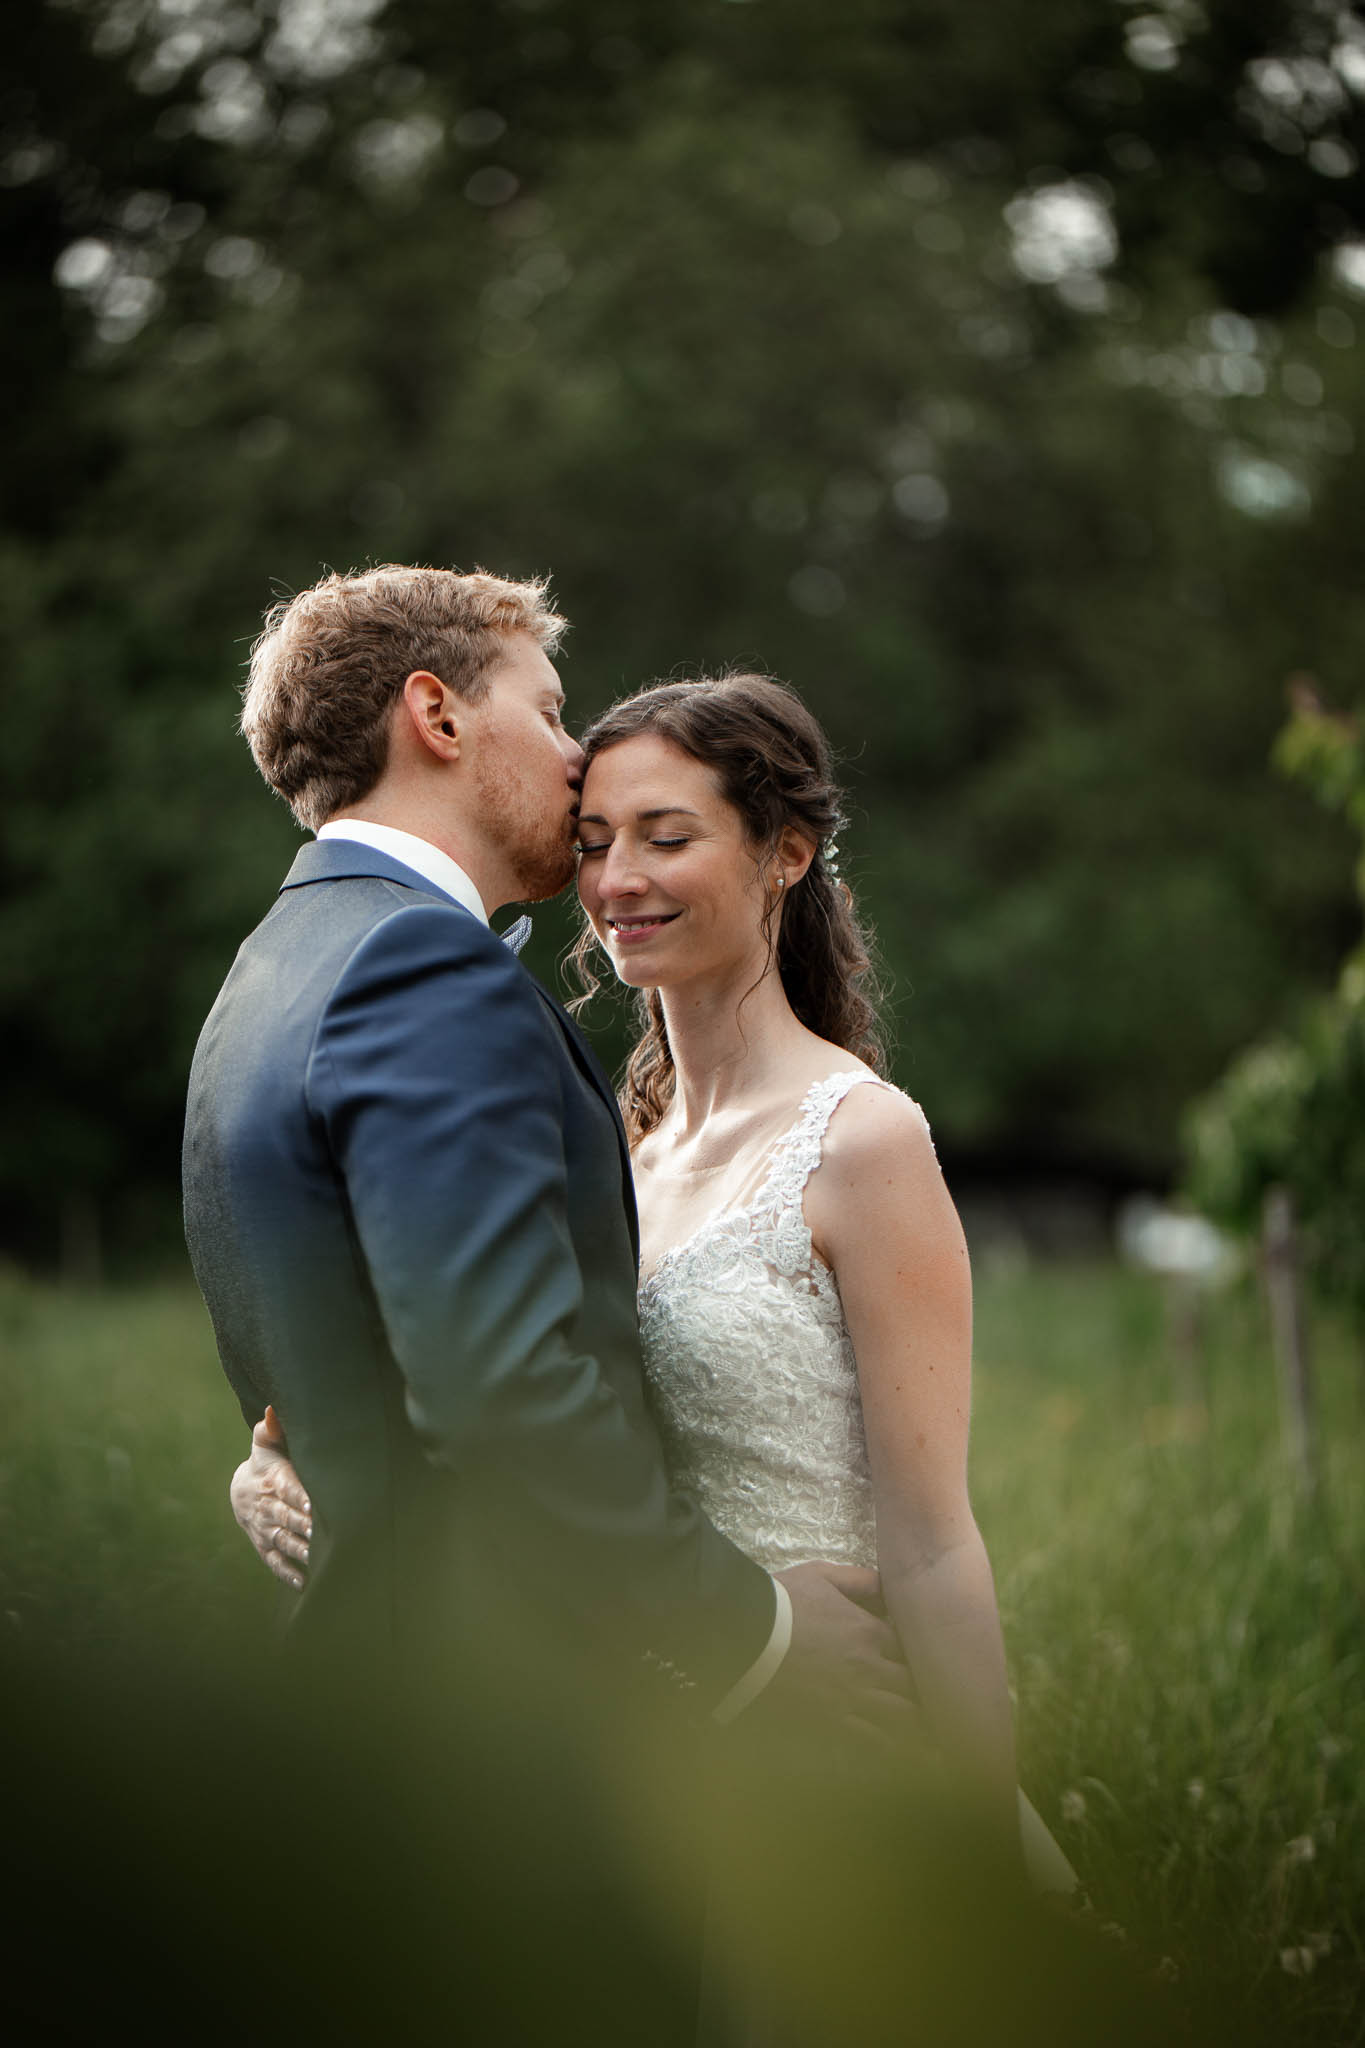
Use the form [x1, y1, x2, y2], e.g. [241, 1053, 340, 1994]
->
[659, 969, 809, 1133]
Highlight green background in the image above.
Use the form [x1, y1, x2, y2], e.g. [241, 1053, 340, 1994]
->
[7, 0, 1365, 1270]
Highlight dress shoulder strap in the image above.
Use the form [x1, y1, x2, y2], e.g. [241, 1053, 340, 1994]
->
[750, 1070, 911, 1226]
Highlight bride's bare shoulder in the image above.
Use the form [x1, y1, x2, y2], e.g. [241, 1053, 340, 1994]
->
[813, 1074, 940, 1187]
[808, 1079, 963, 1276]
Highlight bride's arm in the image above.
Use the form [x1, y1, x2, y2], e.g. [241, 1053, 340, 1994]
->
[806, 1090, 1018, 1845]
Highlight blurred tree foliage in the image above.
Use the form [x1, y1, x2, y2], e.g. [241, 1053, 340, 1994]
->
[1186, 688, 1365, 1337]
[4, 0, 1365, 1263]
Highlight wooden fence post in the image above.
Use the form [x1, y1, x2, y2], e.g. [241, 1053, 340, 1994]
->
[1261, 1184, 1318, 1502]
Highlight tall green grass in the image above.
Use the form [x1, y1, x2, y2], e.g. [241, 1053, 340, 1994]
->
[0, 1263, 265, 1658]
[974, 1259, 1364, 2044]
[1, 1256, 1361, 2041]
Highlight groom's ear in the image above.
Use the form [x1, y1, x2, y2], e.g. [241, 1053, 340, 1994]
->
[402, 670, 463, 762]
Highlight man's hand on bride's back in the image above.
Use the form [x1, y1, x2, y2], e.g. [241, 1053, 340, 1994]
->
[770, 1562, 915, 1735]
[230, 1405, 312, 1593]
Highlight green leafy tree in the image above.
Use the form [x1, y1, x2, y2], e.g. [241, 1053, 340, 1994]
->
[1186, 691, 1365, 1335]
[5, 0, 1365, 1263]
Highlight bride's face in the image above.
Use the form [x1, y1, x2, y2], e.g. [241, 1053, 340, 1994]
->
[576, 733, 778, 989]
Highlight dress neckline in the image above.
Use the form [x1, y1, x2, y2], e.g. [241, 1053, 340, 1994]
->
[637, 1069, 880, 1291]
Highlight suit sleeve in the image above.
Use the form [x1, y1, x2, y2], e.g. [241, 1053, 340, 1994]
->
[305, 904, 776, 1707]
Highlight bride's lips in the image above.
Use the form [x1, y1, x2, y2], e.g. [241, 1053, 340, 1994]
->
[604, 912, 681, 946]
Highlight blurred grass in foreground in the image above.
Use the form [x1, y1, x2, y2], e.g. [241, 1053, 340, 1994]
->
[0, 1257, 1361, 2042]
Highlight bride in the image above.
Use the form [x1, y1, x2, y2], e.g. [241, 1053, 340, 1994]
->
[232, 669, 1072, 1888]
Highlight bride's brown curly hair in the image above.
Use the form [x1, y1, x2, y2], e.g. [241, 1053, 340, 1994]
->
[567, 673, 887, 1146]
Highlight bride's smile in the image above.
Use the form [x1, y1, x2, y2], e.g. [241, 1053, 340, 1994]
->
[576, 731, 806, 990]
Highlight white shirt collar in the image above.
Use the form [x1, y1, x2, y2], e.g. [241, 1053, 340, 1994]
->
[315, 820, 490, 926]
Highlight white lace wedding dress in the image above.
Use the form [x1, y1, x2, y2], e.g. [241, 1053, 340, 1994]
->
[638, 1069, 1075, 1892]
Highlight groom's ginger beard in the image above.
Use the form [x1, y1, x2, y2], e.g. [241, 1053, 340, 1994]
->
[474, 742, 580, 901]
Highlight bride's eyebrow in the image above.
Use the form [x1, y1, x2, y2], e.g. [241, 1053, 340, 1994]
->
[576, 806, 704, 826]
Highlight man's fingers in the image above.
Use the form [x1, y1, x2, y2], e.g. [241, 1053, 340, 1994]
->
[862, 1654, 915, 1698]
[858, 1614, 903, 1657]
[809, 1564, 882, 1604]
[851, 1685, 919, 1729]
[841, 1609, 905, 1668]
[842, 1713, 898, 1756]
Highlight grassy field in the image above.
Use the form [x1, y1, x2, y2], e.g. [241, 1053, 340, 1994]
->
[975, 1260, 1364, 2044]
[1, 1255, 1361, 2041]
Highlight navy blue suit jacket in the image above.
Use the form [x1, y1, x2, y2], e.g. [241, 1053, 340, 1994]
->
[183, 838, 776, 1707]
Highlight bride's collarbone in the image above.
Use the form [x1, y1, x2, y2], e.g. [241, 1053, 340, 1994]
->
[640, 1071, 855, 1180]
[637, 1108, 789, 1190]
[634, 1073, 858, 1256]
[658, 1061, 881, 1164]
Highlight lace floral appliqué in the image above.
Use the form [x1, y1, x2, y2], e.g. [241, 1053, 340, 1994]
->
[638, 1072, 930, 1571]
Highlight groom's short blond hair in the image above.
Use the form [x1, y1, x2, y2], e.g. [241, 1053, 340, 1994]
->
[241, 564, 568, 831]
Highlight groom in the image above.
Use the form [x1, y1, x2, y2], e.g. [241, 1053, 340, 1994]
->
[183, 564, 906, 1726]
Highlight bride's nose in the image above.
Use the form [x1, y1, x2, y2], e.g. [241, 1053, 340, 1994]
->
[600, 841, 649, 895]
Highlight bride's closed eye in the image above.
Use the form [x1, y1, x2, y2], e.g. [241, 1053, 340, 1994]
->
[577, 837, 691, 856]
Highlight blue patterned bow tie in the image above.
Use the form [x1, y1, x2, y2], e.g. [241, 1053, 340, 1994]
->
[500, 914, 533, 955]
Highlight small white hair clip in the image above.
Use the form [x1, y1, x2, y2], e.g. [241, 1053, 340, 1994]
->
[824, 839, 842, 879]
